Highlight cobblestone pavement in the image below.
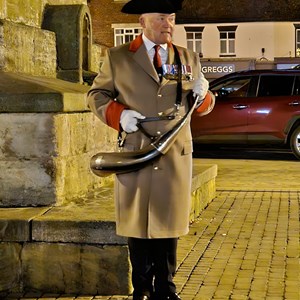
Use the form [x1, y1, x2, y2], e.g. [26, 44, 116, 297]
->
[176, 189, 299, 299]
[6, 158, 300, 300]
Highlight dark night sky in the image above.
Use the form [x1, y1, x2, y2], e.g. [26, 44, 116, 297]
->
[176, 0, 300, 23]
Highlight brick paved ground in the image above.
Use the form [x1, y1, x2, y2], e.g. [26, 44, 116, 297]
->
[5, 158, 300, 300]
[175, 189, 300, 300]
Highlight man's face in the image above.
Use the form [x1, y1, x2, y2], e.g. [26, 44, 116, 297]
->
[139, 13, 176, 44]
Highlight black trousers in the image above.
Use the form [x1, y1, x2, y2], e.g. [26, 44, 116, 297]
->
[128, 237, 178, 297]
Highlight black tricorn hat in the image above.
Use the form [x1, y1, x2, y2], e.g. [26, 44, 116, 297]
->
[121, 0, 183, 14]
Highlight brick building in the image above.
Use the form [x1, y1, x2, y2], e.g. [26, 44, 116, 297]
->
[88, 0, 138, 48]
[89, 0, 300, 79]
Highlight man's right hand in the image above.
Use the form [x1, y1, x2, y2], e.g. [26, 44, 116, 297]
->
[120, 109, 146, 133]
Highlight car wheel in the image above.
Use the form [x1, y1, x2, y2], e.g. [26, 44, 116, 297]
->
[290, 125, 300, 159]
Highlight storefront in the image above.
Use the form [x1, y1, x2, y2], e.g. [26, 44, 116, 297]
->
[200, 57, 300, 81]
[200, 58, 256, 81]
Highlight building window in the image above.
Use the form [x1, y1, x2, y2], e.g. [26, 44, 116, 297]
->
[184, 27, 204, 56]
[218, 26, 237, 57]
[294, 24, 300, 57]
[114, 27, 142, 46]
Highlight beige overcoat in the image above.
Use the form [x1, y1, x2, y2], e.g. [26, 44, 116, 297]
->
[88, 35, 210, 238]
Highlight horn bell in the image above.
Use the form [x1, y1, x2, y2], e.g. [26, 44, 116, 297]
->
[90, 144, 161, 177]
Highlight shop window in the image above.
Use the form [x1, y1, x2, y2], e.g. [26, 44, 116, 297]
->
[294, 24, 300, 57]
[184, 27, 204, 56]
[114, 27, 142, 46]
[218, 26, 237, 57]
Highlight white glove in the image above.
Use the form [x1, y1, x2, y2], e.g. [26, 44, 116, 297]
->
[193, 72, 209, 100]
[120, 109, 145, 133]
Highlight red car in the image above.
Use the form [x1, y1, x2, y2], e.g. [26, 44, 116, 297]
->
[191, 69, 300, 159]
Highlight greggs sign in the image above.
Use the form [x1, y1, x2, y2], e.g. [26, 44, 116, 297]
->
[201, 63, 235, 78]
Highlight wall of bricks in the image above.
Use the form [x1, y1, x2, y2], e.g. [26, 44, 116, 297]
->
[88, 0, 139, 48]
[88, 0, 300, 49]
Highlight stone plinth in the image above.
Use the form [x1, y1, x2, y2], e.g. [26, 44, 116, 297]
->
[0, 20, 57, 77]
[0, 241, 131, 296]
[0, 207, 49, 241]
[0, 0, 88, 27]
[0, 164, 217, 296]
[21, 243, 130, 295]
[0, 72, 116, 207]
[190, 163, 218, 222]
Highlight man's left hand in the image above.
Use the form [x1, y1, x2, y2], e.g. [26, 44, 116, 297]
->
[192, 73, 209, 100]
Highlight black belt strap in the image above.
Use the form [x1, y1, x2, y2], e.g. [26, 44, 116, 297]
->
[136, 115, 176, 140]
[172, 44, 183, 108]
[138, 115, 175, 123]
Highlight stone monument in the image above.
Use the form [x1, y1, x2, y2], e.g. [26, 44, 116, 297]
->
[0, 0, 131, 296]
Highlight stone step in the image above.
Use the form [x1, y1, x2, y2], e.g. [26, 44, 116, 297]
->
[0, 163, 217, 296]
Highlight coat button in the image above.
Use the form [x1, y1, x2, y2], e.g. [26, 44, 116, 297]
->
[154, 166, 159, 170]
[158, 94, 162, 97]
[156, 131, 161, 135]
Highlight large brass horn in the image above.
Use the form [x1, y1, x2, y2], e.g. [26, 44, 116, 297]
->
[90, 97, 199, 177]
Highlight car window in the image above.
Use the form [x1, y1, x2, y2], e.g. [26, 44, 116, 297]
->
[257, 75, 294, 97]
[211, 77, 252, 98]
[293, 76, 300, 95]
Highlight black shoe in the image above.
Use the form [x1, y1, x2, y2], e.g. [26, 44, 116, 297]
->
[154, 293, 181, 300]
[167, 293, 181, 300]
[133, 295, 150, 300]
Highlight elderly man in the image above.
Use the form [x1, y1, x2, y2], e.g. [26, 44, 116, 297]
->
[87, 0, 214, 299]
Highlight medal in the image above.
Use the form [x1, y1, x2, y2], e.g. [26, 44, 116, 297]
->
[162, 64, 194, 81]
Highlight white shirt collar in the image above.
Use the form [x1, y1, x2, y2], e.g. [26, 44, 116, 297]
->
[142, 33, 168, 52]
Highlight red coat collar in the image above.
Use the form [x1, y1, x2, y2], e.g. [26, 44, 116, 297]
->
[129, 34, 174, 53]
